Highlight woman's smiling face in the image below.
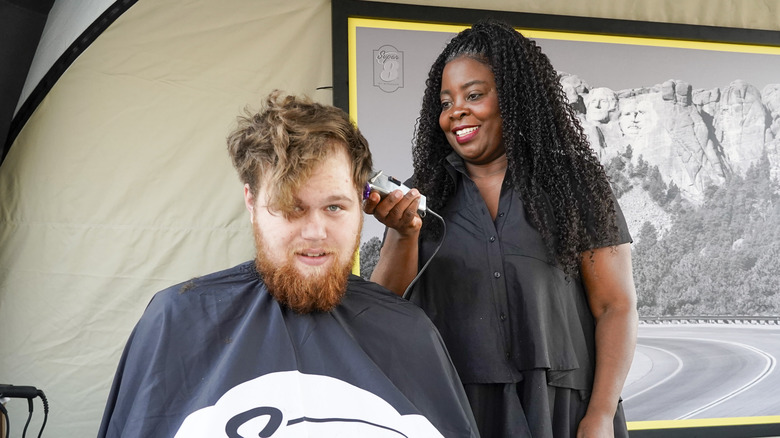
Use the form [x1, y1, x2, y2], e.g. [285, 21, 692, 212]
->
[438, 56, 505, 166]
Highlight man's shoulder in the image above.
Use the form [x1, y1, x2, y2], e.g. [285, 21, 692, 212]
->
[346, 275, 408, 303]
[145, 261, 259, 314]
[343, 275, 432, 324]
[160, 260, 255, 293]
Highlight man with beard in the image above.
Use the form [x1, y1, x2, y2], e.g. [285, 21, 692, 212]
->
[97, 91, 478, 438]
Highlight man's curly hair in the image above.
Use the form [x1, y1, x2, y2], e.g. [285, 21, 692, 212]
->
[227, 90, 372, 215]
[413, 19, 619, 276]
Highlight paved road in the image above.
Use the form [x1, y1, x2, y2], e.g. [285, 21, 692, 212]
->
[622, 324, 780, 421]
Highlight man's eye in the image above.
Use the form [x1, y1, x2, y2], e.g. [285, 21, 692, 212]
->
[326, 205, 343, 212]
[263, 205, 283, 217]
[284, 205, 305, 218]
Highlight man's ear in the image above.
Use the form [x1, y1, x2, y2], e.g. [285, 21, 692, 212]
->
[243, 184, 255, 223]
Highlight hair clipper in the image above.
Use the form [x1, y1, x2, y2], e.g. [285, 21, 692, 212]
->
[366, 170, 427, 217]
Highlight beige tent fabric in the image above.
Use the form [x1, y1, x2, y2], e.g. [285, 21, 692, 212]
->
[0, 0, 777, 436]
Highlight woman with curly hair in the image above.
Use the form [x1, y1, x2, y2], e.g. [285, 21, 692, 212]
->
[365, 19, 637, 438]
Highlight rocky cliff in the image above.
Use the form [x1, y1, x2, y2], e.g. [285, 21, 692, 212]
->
[561, 74, 780, 204]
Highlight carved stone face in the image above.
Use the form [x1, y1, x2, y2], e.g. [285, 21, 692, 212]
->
[715, 81, 766, 138]
[619, 99, 655, 137]
[560, 75, 585, 106]
[762, 84, 780, 118]
[585, 87, 617, 123]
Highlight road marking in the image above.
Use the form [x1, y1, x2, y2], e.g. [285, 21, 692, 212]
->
[672, 338, 776, 419]
[623, 343, 684, 402]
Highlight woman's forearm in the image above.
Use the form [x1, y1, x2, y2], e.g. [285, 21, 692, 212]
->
[370, 228, 420, 296]
[588, 303, 638, 417]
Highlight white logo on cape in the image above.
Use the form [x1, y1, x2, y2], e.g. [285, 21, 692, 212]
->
[175, 370, 443, 437]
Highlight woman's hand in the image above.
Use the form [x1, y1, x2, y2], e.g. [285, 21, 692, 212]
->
[363, 188, 423, 237]
[576, 411, 614, 438]
[363, 188, 423, 296]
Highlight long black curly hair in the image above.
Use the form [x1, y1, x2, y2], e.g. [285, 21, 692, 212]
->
[413, 19, 619, 276]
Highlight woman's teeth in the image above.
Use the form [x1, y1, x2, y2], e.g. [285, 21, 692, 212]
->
[456, 127, 478, 138]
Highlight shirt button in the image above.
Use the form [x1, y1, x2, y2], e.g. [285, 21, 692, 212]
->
[493, 272, 501, 278]
[489, 236, 496, 242]
[498, 212, 505, 217]
[505, 351, 511, 359]
[500, 313, 507, 321]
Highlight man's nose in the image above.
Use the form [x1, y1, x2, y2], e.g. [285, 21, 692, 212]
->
[300, 212, 327, 240]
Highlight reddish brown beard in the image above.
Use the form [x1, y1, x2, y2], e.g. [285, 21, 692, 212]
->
[253, 224, 361, 314]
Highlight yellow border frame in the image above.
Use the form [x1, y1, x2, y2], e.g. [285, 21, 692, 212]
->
[347, 15, 780, 432]
[630, 416, 780, 431]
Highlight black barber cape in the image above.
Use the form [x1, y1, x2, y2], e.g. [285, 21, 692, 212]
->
[98, 261, 478, 438]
